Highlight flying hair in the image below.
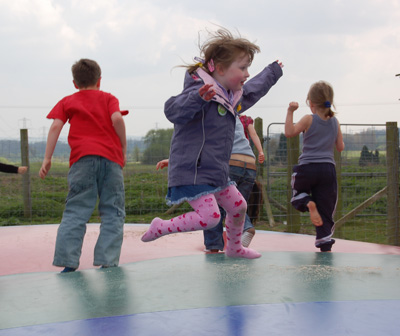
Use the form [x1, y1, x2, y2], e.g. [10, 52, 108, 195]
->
[185, 28, 260, 75]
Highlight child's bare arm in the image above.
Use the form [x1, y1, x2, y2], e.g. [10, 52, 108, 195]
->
[247, 124, 264, 163]
[284, 102, 311, 138]
[18, 166, 28, 174]
[39, 119, 64, 179]
[156, 159, 169, 170]
[111, 112, 127, 167]
[199, 84, 216, 101]
[336, 121, 345, 152]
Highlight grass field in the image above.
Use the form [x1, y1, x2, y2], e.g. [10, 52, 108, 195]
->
[0, 159, 396, 245]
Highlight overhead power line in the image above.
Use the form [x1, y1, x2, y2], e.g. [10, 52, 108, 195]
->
[0, 102, 399, 110]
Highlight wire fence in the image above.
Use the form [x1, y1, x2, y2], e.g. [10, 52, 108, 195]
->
[264, 122, 394, 245]
[0, 122, 399, 246]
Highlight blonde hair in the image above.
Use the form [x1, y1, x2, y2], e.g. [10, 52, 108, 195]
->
[186, 28, 260, 75]
[307, 81, 335, 118]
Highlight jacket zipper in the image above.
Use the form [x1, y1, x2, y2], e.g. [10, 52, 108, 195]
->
[194, 107, 206, 184]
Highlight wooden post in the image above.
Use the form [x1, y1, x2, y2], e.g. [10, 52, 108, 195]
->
[334, 149, 343, 237]
[287, 136, 300, 233]
[20, 129, 32, 219]
[335, 187, 387, 229]
[254, 117, 275, 225]
[386, 122, 399, 245]
[254, 117, 263, 178]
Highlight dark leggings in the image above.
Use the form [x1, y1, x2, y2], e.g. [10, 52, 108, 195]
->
[290, 163, 337, 251]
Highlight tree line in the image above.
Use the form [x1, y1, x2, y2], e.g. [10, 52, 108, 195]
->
[0, 127, 393, 165]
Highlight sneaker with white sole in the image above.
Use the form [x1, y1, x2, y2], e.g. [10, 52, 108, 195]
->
[241, 231, 254, 247]
[204, 248, 222, 253]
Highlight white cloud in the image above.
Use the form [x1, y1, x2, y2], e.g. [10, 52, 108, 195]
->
[0, 0, 62, 25]
[0, 0, 400, 138]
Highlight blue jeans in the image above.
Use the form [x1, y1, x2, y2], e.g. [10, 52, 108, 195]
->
[53, 156, 125, 268]
[203, 165, 256, 250]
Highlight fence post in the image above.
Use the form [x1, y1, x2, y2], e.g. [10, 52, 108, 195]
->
[20, 129, 32, 218]
[334, 149, 343, 237]
[386, 122, 399, 246]
[254, 117, 263, 178]
[287, 136, 300, 233]
[254, 117, 275, 226]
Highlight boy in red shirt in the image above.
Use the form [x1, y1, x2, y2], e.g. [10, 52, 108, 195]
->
[39, 59, 128, 273]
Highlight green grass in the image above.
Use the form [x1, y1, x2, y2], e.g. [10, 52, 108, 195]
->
[260, 160, 393, 244]
[0, 160, 396, 246]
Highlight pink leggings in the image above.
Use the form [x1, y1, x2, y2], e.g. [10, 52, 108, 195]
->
[141, 185, 261, 259]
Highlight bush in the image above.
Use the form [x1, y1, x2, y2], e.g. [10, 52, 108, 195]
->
[359, 145, 380, 166]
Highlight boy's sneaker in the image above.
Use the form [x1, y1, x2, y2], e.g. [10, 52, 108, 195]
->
[204, 248, 222, 253]
[241, 231, 254, 247]
[61, 267, 77, 273]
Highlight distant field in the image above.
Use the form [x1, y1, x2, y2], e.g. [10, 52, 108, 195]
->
[342, 150, 386, 158]
[0, 159, 393, 245]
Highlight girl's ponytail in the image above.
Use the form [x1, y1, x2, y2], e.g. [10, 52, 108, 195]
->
[307, 81, 336, 117]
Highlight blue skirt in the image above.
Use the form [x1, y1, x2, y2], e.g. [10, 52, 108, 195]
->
[166, 182, 235, 206]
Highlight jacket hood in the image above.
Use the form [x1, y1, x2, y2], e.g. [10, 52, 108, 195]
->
[184, 67, 242, 116]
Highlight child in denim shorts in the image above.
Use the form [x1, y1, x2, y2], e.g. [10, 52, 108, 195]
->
[39, 59, 128, 272]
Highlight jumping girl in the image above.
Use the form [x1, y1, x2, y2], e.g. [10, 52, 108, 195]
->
[285, 81, 344, 252]
[141, 28, 283, 259]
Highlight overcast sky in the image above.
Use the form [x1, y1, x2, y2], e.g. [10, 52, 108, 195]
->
[0, 0, 399, 141]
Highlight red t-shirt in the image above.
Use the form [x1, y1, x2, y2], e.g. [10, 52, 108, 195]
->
[239, 115, 253, 140]
[47, 90, 128, 167]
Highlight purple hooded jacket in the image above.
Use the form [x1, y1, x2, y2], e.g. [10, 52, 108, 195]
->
[165, 61, 282, 188]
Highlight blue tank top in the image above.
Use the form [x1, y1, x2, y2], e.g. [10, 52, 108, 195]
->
[298, 114, 338, 165]
[231, 115, 255, 158]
